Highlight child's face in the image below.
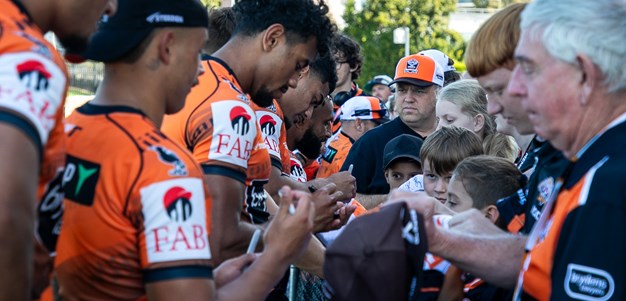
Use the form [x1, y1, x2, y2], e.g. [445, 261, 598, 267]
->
[436, 100, 479, 134]
[445, 175, 474, 213]
[385, 160, 422, 190]
[422, 159, 452, 203]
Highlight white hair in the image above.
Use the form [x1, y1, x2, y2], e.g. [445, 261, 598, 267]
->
[521, 0, 626, 93]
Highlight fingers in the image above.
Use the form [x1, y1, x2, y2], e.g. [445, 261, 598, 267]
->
[277, 186, 295, 216]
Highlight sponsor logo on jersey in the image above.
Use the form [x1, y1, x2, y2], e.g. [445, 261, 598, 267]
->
[17, 60, 51, 91]
[565, 263, 614, 300]
[230, 106, 251, 136]
[149, 145, 188, 176]
[405, 58, 419, 74]
[163, 187, 193, 222]
[63, 155, 101, 206]
[291, 163, 305, 179]
[322, 146, 338, 163]
[538, 177, 554, 204]
[141, 178, 211, 263]
[245, 179, 269, 224]
[259, 115, 276, 136]
[210, 101, 257, 167]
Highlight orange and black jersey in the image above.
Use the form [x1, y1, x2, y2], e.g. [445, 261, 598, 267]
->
[55, 104, 213, 300]
[496, 139, 569, 234]
[518, 114, 626, 300]
[317, 130, 354, 178]
[162, 57, 271, 225]
[0, 0, 68, 254]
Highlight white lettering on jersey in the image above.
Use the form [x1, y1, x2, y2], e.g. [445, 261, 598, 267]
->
[141, 178, 211, 263]
[0, 52, 65, 144]
[209, 100, 257, 168]
[565, 263, 614, 301]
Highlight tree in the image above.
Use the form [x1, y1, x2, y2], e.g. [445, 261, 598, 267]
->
[342, 0, 465, 86]
[200, 0, 221, 8]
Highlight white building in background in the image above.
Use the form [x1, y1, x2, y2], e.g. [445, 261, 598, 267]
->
[328, 0, 495, 41]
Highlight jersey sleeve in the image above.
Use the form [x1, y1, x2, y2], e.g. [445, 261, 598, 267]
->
[138, 177, 213, 281]
[550, 182, 625, 300]
[191, 100, 258, 183]
[0, 52, 66, 151]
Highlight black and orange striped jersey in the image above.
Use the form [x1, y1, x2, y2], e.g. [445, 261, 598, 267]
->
[318, 131, 354, 178]
[496, 139, 568, 234]
[55, 104, 213, 300]
[517, 115, 626, 300]
[0, 0, 69, 255]
[162, 57, 271, 225]
[251, 99, 290, 173]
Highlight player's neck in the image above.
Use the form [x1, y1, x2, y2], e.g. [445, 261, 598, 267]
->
[212, 38, 257, 94]
[91, 66, 165, 127]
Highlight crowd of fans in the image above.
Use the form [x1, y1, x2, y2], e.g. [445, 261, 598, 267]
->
[0, 0, 625, 300]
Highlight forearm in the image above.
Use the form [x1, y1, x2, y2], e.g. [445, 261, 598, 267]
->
[355, 193, 387, 209]
[0, 127, 38, 300]
[216, 250, 290, 301]
[206, 174, 264, 264]
[266, 166, 309, 203]
[293, 235, 325, 278]
[433, 229, 526, 288]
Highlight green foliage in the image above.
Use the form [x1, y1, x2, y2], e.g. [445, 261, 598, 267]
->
[342, 0, 465, 86]
[200, 0, 221, 8]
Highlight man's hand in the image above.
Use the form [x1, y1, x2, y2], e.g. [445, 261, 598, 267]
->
[308, 183, 352, 232]
[325, 171, 356, 202]
[264, 186, 315, 263]
[214, 253, 257, 288]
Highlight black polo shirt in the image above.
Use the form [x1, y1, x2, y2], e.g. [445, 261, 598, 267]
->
[340, 117, 424, 194]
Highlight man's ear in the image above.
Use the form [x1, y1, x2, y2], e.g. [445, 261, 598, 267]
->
[156, 30, 176, 67]
[261, 24, 286, 52]
[576, 54, 599, 106]
[483, 205, 500, 224]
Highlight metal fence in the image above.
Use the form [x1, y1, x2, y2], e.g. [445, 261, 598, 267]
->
[67, 61, 103, 95]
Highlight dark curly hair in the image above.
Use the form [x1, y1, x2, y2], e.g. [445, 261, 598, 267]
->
[309, 53, 338, 96]
[331, 34, 363, 80]
[233, 0, 335, 55]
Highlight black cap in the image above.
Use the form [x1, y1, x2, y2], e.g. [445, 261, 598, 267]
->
[383, 134, 423, 170]
[80, 0, 209, 63]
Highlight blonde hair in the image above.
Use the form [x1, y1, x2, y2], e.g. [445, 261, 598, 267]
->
[438, 80, 519, 162]
[483, 133, 519, 163]
[437, 80, 494, 139]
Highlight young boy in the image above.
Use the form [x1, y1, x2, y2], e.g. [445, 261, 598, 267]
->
[438, 155, 526, 301]
[396, 127, 484, 301]
[383, 134, 424, 190]
[399, 126, 484, 202]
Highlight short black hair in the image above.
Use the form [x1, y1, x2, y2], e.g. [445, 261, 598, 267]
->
[309, 53, 338, 96]
[206, 7, 237, 54]
[331, 34, 363, 80]
[233, 0, 335, 55]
